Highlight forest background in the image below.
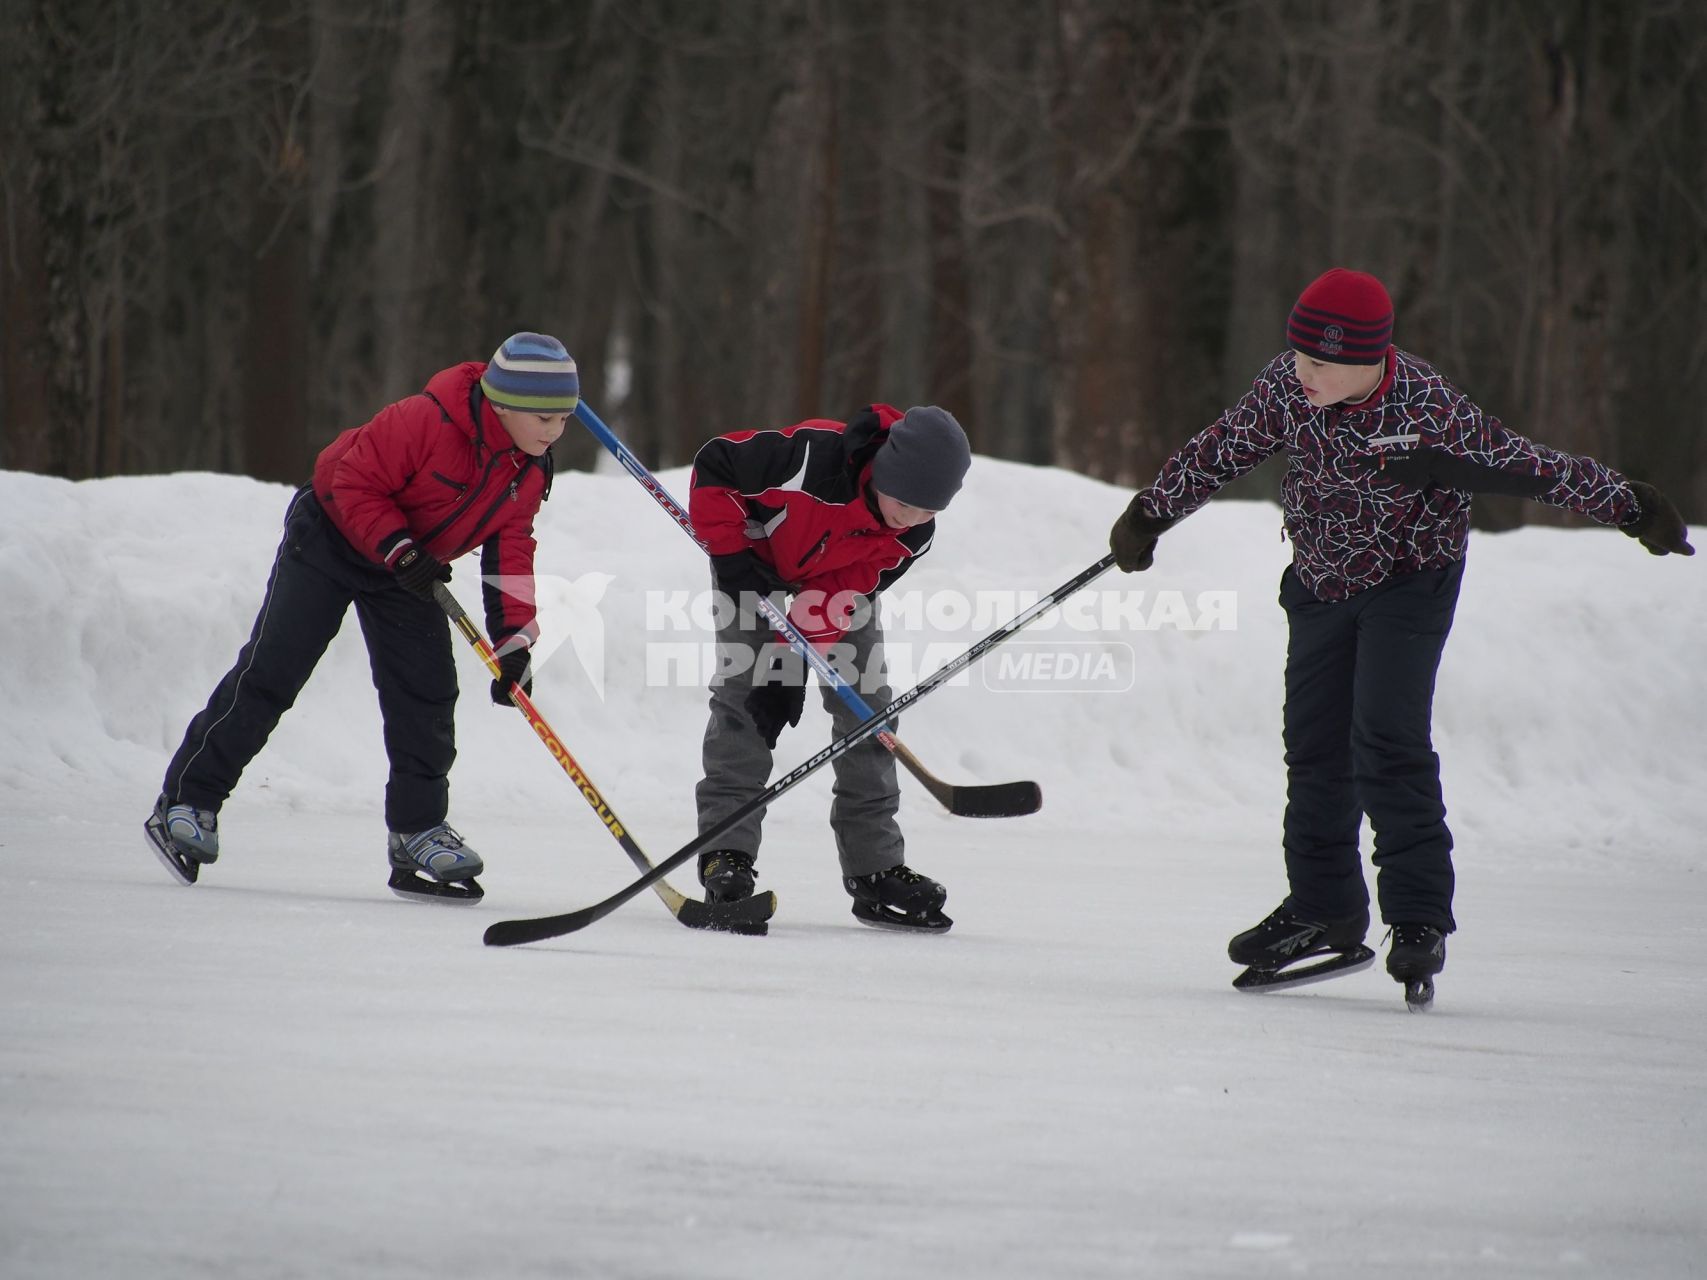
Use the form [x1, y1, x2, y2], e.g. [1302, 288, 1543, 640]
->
[4, 0, 1704, 526]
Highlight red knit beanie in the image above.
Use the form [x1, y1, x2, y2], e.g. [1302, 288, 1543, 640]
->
[1286, 268, 1393, 365]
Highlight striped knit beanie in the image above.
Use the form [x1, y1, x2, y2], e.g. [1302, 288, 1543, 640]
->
[480, 332, 580, 412]
[1286, 269, 1393, 365]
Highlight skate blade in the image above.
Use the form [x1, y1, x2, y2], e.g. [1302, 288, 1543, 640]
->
[143, 816, 199, 886]
[850, 902, 954, 933]
[388, 868, 485, 905]
[1232, 944, 1376, 992]
[1403, 977, 1436, 1012]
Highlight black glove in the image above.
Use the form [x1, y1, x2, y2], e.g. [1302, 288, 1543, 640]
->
[394, 546, 450, 601]
[712, 550, 789, 603]
[745, 650, 807, 749]
[1622, 480, 1695, 557]
[490, 649, 532, 706]
[1109, 496, 1178, 572]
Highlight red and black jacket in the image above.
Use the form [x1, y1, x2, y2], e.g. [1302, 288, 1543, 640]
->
[312, 361, 551, 651]
[689, 405, 934, 647]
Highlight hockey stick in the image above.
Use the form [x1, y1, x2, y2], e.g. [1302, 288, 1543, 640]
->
[433, 582, 776, 933]
[483, 554, 1115, 946]
[572, 398, 1041, 819]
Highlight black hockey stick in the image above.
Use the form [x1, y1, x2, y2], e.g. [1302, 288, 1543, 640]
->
[573, 399, 1041, 819]
[434, 583, 776, 933]
[482, 555, 1115, 946]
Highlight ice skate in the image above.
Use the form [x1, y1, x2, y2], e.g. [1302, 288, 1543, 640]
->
[387, 823, 484, 904]
[698, 850, 758, 905]
[143, 795, 220, 886]
[1230, 905, 1374, 993]
[1386, 923, 1446, 1011]
[844, 864, 952, 933]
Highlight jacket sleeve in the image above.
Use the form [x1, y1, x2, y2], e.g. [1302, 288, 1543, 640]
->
[1128, 359, 1291, 522]
[480, 518, 540, 655]
[323, 398, 437, 566]
[1382, 389, 1641, 526]
[788, 523, 932, 649]
[689, 429, 821, 555]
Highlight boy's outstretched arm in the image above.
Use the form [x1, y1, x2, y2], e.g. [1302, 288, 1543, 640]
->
[1108, 363, 1290, 572]
[1375, 396, 1694, 557]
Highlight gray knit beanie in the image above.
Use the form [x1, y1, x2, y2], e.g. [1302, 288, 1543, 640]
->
[869, 406, 971, 510]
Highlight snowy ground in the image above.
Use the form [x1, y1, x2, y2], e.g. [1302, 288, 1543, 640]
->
[2, 463, 1703, 1278]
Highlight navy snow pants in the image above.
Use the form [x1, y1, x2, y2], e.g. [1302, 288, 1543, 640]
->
[1278, 560, 1463, 933]
[162, 488, 458, 833]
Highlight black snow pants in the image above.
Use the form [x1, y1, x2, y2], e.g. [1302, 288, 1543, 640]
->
[1278, 559, 1463, 933]
[162, 487, 458, 833]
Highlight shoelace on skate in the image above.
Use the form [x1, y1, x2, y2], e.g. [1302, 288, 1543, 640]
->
[404, 825, 464, 855]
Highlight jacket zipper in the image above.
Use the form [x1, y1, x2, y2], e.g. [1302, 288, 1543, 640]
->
[453, 456, 533, 556]
[796, 531, 831, 569]
[429, 471, 468, 494]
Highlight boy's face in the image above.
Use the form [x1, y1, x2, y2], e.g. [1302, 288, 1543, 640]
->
[873, 489, 938, 529]
[492, 404, 569, 456]
[1292, 351, 1383, 408]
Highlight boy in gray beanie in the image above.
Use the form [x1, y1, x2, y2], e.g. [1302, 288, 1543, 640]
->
[687, 403, 972, 930]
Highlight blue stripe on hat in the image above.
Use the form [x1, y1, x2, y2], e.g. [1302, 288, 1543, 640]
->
[481, 331, 580, 410]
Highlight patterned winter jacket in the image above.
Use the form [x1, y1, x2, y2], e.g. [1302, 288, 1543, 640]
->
[312, 361, 552, 651]
[1130, 348, 1641, 601]
[689, 405, 934, 647]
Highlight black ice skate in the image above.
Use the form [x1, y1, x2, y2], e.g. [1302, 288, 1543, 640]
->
[1385, 923, 1447, 1012]
[143, 795, 220, 886]
[1230, 905, 1374, 993]
[844, 864, 952, 933]
[698, 850, 758, 905]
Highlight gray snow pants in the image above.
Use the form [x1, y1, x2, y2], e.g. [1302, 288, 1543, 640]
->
[694, 593, 903, 877]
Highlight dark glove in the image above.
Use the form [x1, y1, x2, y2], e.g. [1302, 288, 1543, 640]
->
[712, 550, 789, 603]
[394, 546, 450, 601]
[490, 648, 532, 706]
[1622, 480, 1695, 557]
[744, 650, 806, 749]
[1109, 496, 1179, 572]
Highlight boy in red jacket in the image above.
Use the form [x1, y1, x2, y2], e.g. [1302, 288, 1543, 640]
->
[1108, 269, 1693, 1004]
[688, 404, 972, 930]
[145, 332, 579, 902]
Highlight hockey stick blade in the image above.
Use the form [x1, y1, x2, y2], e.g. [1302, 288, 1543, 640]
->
[888, 737, 1040, 817]
[483, 556, 1115, 946]
[483, 745, 837, 947]
[675, 891, 778, 933]
[947, 780, 1042, 818]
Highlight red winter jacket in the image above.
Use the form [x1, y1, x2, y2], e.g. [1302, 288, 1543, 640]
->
[1132, 348, 1641, 601]
[689, 405, 934, 647]
[312, 361, 550, 650]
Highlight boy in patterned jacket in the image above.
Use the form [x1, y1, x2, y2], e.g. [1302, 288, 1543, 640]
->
[1108, 268, 1694, 1001]
[688, 404, 972, 931]
[145, 332, 580, 903]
